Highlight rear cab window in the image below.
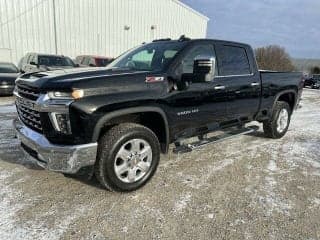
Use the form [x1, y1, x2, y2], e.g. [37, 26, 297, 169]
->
[215, 45, 251, 76]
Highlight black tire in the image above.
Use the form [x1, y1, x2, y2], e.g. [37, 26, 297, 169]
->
[63, 173, 74, 178]
[263, 101, 291, 139]
[94, 123, 160, 192]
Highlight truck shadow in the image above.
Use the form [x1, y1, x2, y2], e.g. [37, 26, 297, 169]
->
[1, 144, 106, 189]
[0, 133, 44, 171]
[0, 133, 105, 190]
[63, 170, 106, 190]
[246, 130, 266, 138]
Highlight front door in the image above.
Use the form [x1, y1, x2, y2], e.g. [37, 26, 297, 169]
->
[165, 42, 229, 139]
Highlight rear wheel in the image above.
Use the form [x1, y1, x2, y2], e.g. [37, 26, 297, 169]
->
[263, 101, 291, 139]
[94, 123, 160, 192]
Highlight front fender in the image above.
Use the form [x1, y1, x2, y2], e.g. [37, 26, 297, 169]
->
[91, 106, 170, 152]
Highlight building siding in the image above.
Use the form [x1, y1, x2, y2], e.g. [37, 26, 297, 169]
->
[0, 0, 208, 64]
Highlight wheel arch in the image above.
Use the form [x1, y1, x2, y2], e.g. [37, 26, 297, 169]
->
[273, 89, 297, 113]
[92, 107, 170, 153]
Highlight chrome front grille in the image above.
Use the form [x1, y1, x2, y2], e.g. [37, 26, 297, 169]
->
[15, 83, 42, 132]
[16, 102, 42, 132]
[16, 85, 40, 101]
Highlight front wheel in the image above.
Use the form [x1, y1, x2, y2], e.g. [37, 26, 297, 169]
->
[94, 123, 160, 192]
[263, 101, 291, 139]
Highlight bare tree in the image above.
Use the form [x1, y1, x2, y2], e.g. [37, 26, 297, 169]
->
[255, 45, 296, 71]
[310, 66, 320, 74]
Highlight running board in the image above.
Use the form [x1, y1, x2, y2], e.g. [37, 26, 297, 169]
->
[173, 125, 259, 154]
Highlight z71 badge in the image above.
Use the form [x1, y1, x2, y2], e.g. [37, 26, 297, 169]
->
[145, 76, 164, 83]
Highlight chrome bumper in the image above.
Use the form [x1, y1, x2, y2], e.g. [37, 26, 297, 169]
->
[13, 118, 98, 173]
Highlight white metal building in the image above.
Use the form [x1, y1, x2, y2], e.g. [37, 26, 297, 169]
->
[0, 0, 208, 64]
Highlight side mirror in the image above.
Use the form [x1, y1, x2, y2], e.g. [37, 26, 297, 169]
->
[89, 63, 96, 67]
[193, 55, 216, 82]
[75, 63, 80, 67]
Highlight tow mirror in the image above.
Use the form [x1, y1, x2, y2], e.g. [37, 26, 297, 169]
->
[193, 55, 216, 82]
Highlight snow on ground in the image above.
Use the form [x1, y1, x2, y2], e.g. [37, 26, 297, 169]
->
[0, 105, 15, 114]
[0, 89, 320, 239]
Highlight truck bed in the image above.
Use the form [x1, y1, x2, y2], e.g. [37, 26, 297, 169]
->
[259, 70, 303, 117]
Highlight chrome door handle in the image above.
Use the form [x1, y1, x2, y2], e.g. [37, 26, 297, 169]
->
[251, 82, 260, 86]
[214, 85, 226, 90]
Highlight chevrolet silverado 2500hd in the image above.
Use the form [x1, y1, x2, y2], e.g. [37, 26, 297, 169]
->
[13, 37, 303, 192]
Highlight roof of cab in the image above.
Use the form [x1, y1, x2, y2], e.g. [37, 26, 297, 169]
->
[151, 36, 251, 48]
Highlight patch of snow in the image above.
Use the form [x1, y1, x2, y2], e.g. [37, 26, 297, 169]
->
[0, 119, 14, 131]
[250, 175, 293, 217]
[122, 226, 128, 233]
[230, 218, 246, 227]
[188, 158, 235, 189]
[0, 169, 30, 240]
[174, 192, 192, 213]
[312, 198, 320, 205]
[0, 105, 15, 114]
[0, 168, 89, 240]
[297, 186, 305, 191]
[267, 160, 279, 172]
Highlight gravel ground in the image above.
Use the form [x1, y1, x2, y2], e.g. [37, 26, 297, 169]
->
[1, 90, 320, 240]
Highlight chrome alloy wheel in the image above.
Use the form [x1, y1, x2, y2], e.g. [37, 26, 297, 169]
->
[276, 108, 289, 133]
[114, 138, 153, 183]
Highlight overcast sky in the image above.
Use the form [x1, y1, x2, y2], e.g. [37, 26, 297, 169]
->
[181, 0, 320, 59]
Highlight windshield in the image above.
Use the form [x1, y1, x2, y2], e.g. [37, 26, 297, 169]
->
[0, 63, 18, 73]
[38, 55, 75, 67]
[107, 41, 187, 71]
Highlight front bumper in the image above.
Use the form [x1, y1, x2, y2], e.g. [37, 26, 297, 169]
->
[13, 118, 98, 173]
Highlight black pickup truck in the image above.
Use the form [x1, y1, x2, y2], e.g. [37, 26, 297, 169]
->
[13, 37, 303, 192]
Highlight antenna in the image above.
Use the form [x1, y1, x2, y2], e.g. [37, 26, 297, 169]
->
[178, 35, 191, 41]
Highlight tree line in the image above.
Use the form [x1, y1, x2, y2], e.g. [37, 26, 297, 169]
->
[254, 45, 319, 74]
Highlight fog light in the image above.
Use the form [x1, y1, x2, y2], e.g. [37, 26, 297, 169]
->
[50, 113, 72, 134]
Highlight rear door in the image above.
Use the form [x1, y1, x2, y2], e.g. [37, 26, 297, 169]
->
[214, 43, 261, 122]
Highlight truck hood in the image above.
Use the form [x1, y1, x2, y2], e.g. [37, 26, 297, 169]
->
[41, 65, 75, 71]
[15, 67, 152, 91]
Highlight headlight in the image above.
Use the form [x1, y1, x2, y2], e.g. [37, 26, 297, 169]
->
[48, 91, 72, 99]
[48, 89, 84, 100]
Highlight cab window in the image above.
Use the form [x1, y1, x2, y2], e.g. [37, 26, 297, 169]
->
[216, 45, 251, 76]
[178, 44, 215, 74]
